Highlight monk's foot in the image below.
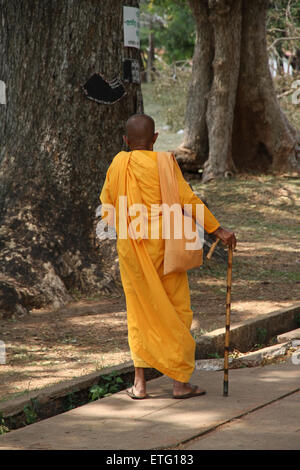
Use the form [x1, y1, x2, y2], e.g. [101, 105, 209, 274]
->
[132, 378, 146, 396]
[135, 384, 147, 395]
[172, 381, 206, 399]
[127, 385, 147, 399]
[132, 368, 146, 397]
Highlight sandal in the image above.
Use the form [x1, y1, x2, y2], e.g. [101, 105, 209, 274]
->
[126, 387, 148, 400]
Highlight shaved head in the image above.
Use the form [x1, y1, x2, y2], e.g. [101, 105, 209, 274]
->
[124, 114, 158, 151]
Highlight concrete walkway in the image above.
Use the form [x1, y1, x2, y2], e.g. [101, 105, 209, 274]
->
[183, 390, 300, 450]
[0, 361, 299, 450]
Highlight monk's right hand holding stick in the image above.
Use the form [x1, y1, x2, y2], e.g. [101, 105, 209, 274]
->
[212, 226, 237, 250]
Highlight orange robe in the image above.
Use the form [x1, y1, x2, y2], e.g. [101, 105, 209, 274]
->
[100, 150, 220, 382]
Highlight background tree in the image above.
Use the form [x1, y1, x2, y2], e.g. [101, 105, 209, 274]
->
[0, 0, 142, 318]
[178, 0, 300, 181]
[267, 0, 300, 73]
[140, 0, 195, 72]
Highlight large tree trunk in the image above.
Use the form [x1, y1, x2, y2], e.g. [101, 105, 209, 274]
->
[180, 0, 213, 164]
[177, 0, 300, 182]
[232, 0, 298, 173]
[0, 0, 142, 318]
[205, 0, 242, 179]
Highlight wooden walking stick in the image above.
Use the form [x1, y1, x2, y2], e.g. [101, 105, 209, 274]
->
[223, 245, 233, 396]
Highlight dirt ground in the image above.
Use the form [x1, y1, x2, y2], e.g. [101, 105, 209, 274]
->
[0, 279, 296, 404]
[0, 174, 299, 403]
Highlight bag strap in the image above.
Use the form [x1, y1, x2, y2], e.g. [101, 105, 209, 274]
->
[156, 152, 181, 207]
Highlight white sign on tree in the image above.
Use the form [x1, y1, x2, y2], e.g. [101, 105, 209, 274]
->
[123, 6, 140, 49]
[0, 80, 6, 104]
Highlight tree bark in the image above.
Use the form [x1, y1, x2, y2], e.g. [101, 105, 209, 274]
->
[204, 0, 242, 180]
[0, 0, 142, 318]
[180, 0, 213, 164]
[177, 0, 300, 182]
[232, 0, 298, 173]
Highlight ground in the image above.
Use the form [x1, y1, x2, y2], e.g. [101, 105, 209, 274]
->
[0, 84, 299, 404]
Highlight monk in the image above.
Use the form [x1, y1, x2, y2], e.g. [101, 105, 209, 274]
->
[100, 114, 237, 399]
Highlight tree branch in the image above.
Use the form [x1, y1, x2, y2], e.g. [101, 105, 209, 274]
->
[268, 36, 300, 50]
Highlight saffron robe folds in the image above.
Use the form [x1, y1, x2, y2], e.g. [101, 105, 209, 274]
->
[100, 150, 220, 382]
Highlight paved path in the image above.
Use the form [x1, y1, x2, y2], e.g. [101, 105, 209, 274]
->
[182, 390, 300, 450]
[0, 362, 299, 450]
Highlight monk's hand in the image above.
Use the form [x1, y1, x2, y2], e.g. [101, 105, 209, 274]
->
[212, 226, 237, 250]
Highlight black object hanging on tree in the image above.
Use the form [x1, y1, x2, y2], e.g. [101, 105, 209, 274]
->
[82, 73, 126, 105]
